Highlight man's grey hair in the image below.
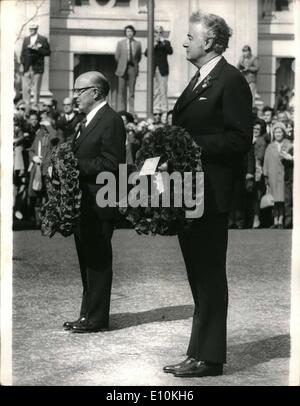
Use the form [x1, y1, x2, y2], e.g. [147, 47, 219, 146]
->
[190, 10, 232, 54]
[80, 71, 110, 98]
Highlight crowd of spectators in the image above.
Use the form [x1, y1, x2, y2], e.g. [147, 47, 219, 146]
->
[13, 97, 85, 227]
[229, 104, 294, 229]
[13, 92, 294, 231]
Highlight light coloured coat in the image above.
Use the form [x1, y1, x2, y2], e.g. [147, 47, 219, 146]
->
[263, 141, 286, 201]
[114, 38, 142, 77]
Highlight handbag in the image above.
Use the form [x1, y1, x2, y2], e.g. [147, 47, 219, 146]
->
[32, 164, 42, 191]
[32, 141, 43, 192]
[260, 186, 274, 209]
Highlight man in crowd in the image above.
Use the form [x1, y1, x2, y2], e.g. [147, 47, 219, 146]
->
[115, 25, 142, 113]
[163, 10, 252, 377]
[237, 45, 259, 106]
[277, 110, 289, 126]
[56, 97, 83, 142]
[42, 99, 61, 125]
[20, 22, 51, 104]
[262, 105, 274, 143]
[145, 26, 173, 114]
[63, 71, 126, 333]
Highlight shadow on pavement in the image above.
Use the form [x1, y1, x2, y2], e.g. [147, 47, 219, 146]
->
[227, 334, 290, 374]
[109, 304, 194, 330]
[110, 307, 289, 375]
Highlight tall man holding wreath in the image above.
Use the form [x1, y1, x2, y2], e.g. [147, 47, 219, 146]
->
[163, 10, 252, 377]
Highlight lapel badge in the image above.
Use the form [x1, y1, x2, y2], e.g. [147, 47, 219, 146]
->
[202, 75, 212, 89]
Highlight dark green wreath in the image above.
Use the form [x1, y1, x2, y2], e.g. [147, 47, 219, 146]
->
[119, 125, 202, 236]
[40, 142, 82, 238]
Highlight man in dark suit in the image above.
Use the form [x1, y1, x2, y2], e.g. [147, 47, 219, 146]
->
[163, 10, 252, 377]
[63, 71, 126, 333]
[145, 26, 173, 114]
[115, 25, 142, 113]
[56, 97, 83, 142]
[20, 22, 51, 104]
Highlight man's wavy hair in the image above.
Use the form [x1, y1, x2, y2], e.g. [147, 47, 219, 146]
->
[190, 10, 232, 54]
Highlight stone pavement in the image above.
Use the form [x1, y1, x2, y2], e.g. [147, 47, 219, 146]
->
[12, 228, 291, 386]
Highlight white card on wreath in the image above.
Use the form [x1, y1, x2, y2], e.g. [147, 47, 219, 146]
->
[139, 156, 161, 176]
[153, 172, 165, 194]
[48, 166, 53, 179]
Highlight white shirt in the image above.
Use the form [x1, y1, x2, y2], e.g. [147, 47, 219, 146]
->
[127, 39, 133, 61]
[65, 112, 75, 122]
[76, 101, 107, 139]
[30, 34, 38, 46]
[193, 55, 222, 89]
[85, 100, 107, 126]
[275, 140, 283, 153]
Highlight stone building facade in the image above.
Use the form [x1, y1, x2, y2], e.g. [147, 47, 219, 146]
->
[14, 0, 295, 115]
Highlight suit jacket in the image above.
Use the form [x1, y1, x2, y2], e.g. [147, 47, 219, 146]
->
[145, 40, 173, 76]
[73, 104, 126, 221]
[115, 38, 142, 77]
[172, 57, 252, 214]
[20, 34, 51, 74]
[56, 113, 83, 142]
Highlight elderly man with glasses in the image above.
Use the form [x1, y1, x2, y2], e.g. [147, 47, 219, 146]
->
[62, 71, 126, 334]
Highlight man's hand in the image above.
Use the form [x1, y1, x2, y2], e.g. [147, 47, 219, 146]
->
[157, 162, 168, 172]
[280, 150, 293, 161]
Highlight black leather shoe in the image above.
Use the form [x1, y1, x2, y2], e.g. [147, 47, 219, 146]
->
[71, 319, 108, 333]
[63, 317, 86, 330]
[174, 361, 223, 378]
[163, 357, 196, 374]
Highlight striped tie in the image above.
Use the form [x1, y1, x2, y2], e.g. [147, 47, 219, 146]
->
[75, 118, 87, 142]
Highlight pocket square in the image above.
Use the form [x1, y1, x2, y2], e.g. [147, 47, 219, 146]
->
[199, 97, 207, 101]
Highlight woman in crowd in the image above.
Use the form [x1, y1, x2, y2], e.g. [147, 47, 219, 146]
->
[28, 121, 60, 227]
[13, 116, 26, 220]
[251, 118, 268, 228]
[280, 121, 294, 229]
[263, 122, 287, 229]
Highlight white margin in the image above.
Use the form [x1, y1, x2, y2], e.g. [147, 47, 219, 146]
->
[0, 0, 15, 386]
[289, 0, 300, 387]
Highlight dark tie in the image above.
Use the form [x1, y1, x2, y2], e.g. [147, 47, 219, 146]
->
[74, 118, 87, 144]
[80, 117, 87, 130]
[180, 71, 200, 104]
[187, 70, 200, 93]
[129, 40, 133, 62]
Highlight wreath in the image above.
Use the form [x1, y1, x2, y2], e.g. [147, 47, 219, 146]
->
[40, 142, 82, 237]
[119, 125, 202, 236]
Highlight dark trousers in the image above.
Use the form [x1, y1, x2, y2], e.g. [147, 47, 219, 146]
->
[178, 212, 229, 364]
[74, 209, 114, 327]
[117, 64, 137, 113]
[284, 180, 293, 227]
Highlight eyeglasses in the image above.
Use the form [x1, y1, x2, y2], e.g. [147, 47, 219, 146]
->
[73, 86, 96, 96]
[17, 107, 26, 111]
